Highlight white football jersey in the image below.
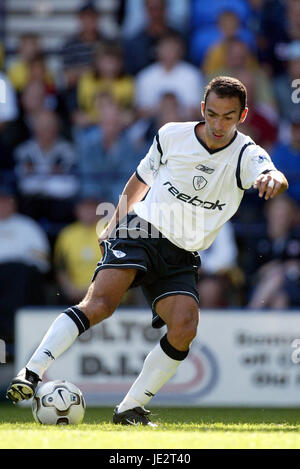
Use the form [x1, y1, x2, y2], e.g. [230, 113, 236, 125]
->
[134, 121, 276, 251]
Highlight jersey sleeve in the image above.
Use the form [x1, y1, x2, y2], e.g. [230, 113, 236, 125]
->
[135, 125, 168, 187]
[239, 143, 276, 190]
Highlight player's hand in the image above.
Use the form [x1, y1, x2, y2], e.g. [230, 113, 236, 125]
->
[253, 171, 286, 201]
[98, 227, 110, 255]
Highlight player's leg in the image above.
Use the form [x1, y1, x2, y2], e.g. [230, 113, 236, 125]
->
[155, 294, 199, 350]
[114, 294, 199, 426]
[6, 268, 137, 403]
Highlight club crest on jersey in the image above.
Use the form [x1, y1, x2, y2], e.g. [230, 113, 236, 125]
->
[195, 164, 215, 174]
[193, 175, 207, 191]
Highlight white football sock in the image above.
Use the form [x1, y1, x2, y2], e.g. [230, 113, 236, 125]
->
[117, 342, 182, 413]
[26, 313, 79, 378]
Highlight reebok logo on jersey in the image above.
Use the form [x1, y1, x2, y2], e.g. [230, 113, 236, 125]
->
[163, 181, 226, 210]
[195, 164, 215, 174]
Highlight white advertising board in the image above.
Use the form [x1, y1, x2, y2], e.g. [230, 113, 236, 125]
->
[15, 308, 300, 407]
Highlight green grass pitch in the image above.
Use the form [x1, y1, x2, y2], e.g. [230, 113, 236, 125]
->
[1, 404, 300, 449]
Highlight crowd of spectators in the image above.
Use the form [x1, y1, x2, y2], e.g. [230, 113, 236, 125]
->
[0, 0, 300, 352]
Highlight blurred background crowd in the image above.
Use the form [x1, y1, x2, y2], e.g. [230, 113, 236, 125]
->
[0, 0, 300, 357]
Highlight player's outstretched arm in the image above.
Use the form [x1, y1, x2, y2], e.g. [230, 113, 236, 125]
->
[98, 172, 149, 249]
[253, 170, 289, 201]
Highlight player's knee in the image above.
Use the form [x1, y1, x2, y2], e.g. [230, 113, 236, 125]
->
[169, 310, 199, 346]
[77, 297, 115, 326]
[180, 315, 198, 344]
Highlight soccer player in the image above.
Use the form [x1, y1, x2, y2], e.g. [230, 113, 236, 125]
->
[6, 76, 288, 426]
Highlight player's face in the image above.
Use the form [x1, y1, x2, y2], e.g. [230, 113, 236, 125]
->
[202, 92, 247, 149]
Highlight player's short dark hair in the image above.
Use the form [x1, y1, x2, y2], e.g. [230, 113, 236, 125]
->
[204, 76, 247, 114]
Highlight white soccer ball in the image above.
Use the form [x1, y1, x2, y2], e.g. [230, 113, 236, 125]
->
[32, 380, 85, 425]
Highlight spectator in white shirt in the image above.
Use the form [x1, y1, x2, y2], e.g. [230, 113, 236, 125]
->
[199, 222, 238, 274]
[135, 32, 203, 119]
[0, 72, 18, 172]
[197, 222, 240, 308]
[0, 181, 50, 345]
[0, 72, 18, 124]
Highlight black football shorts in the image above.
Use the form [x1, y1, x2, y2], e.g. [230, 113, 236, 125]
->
[92, 212, 201, 315]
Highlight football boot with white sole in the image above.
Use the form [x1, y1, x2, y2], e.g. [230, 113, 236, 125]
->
[6, 368, 41, 404]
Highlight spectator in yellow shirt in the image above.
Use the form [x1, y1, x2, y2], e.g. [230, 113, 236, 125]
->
[7, 34, 54, 93]
[54, 195, 104, 304]
[54, 194, 135, 305]
[77, 42, 135, 126]
[205, 38, 277, 118]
